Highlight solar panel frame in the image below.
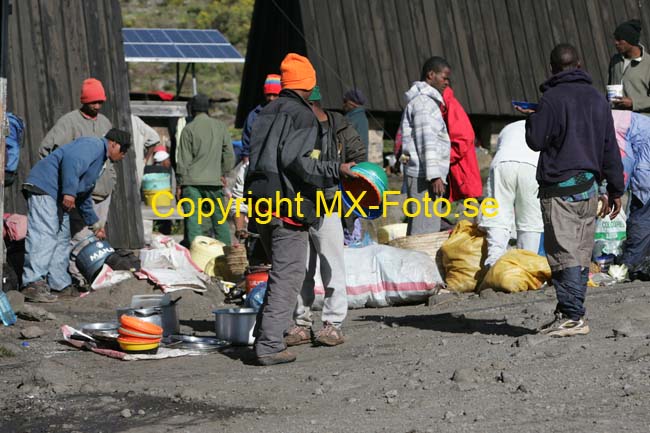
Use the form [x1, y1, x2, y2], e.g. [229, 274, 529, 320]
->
[122, 28, 244, 63]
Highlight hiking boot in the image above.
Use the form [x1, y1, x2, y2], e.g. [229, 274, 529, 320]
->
[539, 313, 590, 337]
[314, 322, 345, 346]
[20, 281, 58, 303]
[284, 325, 312, 346]
[257, 349, 297, 366]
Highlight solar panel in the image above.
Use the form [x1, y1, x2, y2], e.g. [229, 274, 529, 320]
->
[122, 28, 243, 63]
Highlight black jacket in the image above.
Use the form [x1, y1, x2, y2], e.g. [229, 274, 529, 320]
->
[329, 111, 367, 164]
[245, 89, 340, 226]
[526, 69, 625, 198]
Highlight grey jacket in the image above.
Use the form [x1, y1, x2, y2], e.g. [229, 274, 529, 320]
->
[39, 109, 114, 200]
[608, 45, 650, 115]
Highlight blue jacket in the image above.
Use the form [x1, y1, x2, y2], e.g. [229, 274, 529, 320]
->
[241, 104, 263, 157]
[629, 113, 650, 204]
[26, 136, 108, 225]
[526, 69, 625, 198]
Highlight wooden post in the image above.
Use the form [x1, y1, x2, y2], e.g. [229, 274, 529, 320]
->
[0, 78, 7, 293]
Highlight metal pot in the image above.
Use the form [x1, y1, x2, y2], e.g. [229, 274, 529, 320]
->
[213, 308, 257, 345]
[116, 304, 179, 337]
[70, 235, 115, 282]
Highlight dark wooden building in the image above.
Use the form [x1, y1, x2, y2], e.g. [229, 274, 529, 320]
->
[237, 0, 650, 134]
[5, 0, 143, 248]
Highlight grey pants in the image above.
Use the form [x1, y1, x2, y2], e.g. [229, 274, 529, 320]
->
[295, 213, 347, 328]
[405, 175, 442, 235]
[254, 217, 309, 357]
[541, 196, 598, 272]
[68, 195, 112, 285]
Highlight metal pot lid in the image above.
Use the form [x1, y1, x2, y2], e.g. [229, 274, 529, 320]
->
[79, 322, 119, 332]
[163, 335, 229, 351]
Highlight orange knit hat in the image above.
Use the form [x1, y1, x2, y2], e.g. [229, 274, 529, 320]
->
[280, 53, 316, 91]
[80, 78, 106, 104]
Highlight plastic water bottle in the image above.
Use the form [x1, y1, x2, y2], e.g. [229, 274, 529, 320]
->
[0, 291, 17, 326]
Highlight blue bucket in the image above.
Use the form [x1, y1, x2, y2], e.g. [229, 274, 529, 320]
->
[70, 235, 115, 282]
[142, 173, 171, 191]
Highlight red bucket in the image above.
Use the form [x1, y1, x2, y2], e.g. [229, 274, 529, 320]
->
[245, 270, 269, 293]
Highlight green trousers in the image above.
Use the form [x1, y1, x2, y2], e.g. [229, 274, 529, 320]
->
[181, 185, 231, 246]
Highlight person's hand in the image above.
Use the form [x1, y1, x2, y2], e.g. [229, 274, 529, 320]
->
[176, 186, 182, 201]
[242, 156, 249, 164]
[235, 229, 249, 241]
[608, 196, 622, 220]
[430, 178, 445, 196]
[94, 227, 106, 240]
[339, 162, 357, 179]
[597, 195, 609, 218]
[221, 176, 227, 188]
[62, 194, 76, 211]
[612, 96, 633, 110]
[514, 106, 536, 115]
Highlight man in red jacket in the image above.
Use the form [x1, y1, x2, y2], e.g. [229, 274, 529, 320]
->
[441, 87, 482, 202]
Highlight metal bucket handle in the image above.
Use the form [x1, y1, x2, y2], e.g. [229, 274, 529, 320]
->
[70, 234, 99, 260]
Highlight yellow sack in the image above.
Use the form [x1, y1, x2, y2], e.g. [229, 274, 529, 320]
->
[440, 220, 487, 292]
[478, 249, 551, 293]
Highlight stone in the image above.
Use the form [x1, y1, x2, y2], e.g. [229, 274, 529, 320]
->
[514, 334, 548, 348]
[5, 291, 25, 313]
[612, 320, 649, 338]
[443, 411, 455, 421]
[138, 409, 146, 416]
[366, 406, 377, 412]
[629, 345, 650, 362]
[452, 368, 479, 383]
[17, 304, 55, 322]
[120, 409, 132, 418]
[479, 289, 498, 299]
[20, 326, 43, 339]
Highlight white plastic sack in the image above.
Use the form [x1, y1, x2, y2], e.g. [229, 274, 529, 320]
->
[138, 235, 210, 293]
[313, 244, 443, 309]
[593, 210, 626, 258]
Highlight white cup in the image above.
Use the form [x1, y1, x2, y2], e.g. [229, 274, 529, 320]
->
[607, 84, 624, 101]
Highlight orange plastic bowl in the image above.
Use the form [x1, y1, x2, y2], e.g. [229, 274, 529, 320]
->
[341, 172, 382, 208]
[117, 335, 162, 344]
[119, 315, 163, 336]
[118, 326, 162, 340]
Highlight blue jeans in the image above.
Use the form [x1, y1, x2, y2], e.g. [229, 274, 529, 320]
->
[552, 266, 588, 320]
[22, 194, 72, 291]
[620, 194, 650, 267]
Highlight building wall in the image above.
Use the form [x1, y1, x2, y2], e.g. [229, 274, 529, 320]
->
[6, 0, 143, 248]
[239, 0, 650, 120]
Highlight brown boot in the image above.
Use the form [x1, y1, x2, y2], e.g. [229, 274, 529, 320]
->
[20, 281, 58, 303]
[257, 349, 297, 366]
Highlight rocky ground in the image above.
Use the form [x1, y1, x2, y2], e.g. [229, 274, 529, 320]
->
[2, 277, 650, 433]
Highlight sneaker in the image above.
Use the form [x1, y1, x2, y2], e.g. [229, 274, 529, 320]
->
[284, 325, 312, 346]
[314, 322, 345, 346]
[257, 349, 297, 366]
[539, 314, 590, 337]
[20, 281, 58, 303]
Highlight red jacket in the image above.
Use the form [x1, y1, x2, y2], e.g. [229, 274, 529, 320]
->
[441, 87, 482, 201]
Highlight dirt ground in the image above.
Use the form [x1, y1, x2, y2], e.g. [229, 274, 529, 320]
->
[2, 276, 650, 433]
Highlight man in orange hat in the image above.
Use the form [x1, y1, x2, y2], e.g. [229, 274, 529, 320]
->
[39, 78, 114, 292]
[246, 53, 356, 366]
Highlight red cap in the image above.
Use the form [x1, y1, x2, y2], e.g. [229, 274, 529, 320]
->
[80, 78, 106, 104]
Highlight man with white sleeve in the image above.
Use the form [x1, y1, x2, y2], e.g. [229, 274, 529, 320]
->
[479, 120, 543, 266]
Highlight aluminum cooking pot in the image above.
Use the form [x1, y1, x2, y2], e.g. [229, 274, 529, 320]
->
[213, 308, 257, 345]
[116, 304, 179, 337]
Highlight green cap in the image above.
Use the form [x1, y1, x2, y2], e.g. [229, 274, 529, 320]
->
[308, 85, 321, 102]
